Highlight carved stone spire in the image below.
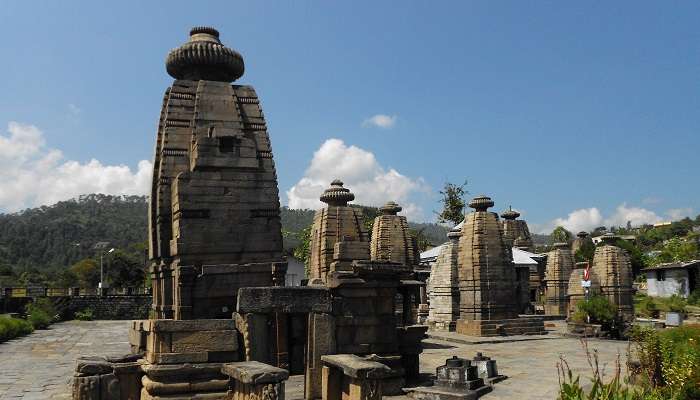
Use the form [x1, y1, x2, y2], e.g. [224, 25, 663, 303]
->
[468, 195, 495, 212]
[319, 179, 355, 207]
[166, 26, 245, 82]
[500, 206, 520, 220]
[379, 201, 402, 215]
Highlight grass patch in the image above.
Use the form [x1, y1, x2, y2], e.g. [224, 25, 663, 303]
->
[0, 315, 34, 342]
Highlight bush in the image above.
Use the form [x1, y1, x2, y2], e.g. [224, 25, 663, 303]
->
[574, 296, 617, 326]
[0, 316, 34, 342]
[25, 298, 57, 329]
[635, 295, 659, 318]
[74, 308, 94, 321]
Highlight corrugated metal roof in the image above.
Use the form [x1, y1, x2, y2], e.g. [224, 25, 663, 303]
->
[420, 242, 542, 266]
[642, 260, 700, 271]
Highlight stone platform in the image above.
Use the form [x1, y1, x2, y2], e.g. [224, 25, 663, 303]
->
[455, 317, 546, 337]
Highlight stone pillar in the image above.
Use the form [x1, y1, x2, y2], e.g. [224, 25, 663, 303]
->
[306, 313, 336, 400]
[173, 264, 196, 320]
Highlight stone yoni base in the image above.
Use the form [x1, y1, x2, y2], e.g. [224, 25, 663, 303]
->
[456, 317, 546, 337]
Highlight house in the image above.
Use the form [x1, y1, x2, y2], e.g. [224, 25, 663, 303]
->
[643, 260, 699, 298]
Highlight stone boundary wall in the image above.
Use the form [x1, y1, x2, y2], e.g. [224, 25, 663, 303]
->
[1, 295, 151, 320]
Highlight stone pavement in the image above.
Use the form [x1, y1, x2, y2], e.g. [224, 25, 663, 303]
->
[0, 321, 629, 400]
[0, 320, 130, 400]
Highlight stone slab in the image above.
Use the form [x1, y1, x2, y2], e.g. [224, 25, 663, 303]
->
[221, 361, 289, 384]
[321, 354, 393, 379]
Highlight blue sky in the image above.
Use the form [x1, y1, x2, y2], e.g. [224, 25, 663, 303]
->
[0, 1, 698, 232]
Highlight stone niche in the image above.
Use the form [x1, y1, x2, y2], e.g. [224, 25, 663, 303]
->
[543, 243, 574, 316]
[456, 195, 545, 336]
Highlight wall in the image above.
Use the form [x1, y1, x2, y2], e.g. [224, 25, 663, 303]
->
[646, 269, 689, 298]
[1, 294, 151, 320]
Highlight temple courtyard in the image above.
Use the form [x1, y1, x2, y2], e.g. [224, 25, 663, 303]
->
[0, 321, 629, 400]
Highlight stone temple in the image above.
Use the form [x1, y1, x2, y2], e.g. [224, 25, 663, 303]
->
[543, 243, 574, 316]
[590, 233, 634, 323]
[149, 26, 286, 320]
[73, 27, 426, 400]
[456, 195, 545, 336]
[427, 228, 461, 331]
[500, 206, 533, 250]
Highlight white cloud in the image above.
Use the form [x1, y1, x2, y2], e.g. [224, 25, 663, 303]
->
[604, 203, 662, 228]
[0, 122, 152, 212]
[666, 207, 694, 221]
[543, 207, 604, 234]
[362, 114, 397, 129]
[286, 138, 429, 220]
[536, 203, 669, 234]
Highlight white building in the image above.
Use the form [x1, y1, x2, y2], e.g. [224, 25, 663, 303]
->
[643, 260, 699, 298]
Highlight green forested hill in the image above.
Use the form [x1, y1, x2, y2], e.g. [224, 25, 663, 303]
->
[0, 197, 451, 274]
[0, 194, 148, 271]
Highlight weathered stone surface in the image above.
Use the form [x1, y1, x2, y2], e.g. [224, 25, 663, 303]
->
[500, 207, 533, 250]
[321, 354, 393, 379]
[427, 228, 461, 331]
[236, 286, 331, 314]
[457, 196, 518, 325]
[75, 356, 113, 376]
[370, 201, 418, 266]
[171, 330, 237, 353]
[149, 27, 285, 320]
[543, 243, 574, 316]
[221, 361, 289, 384]
[308, 180, 369, 283]
[147, 319, 236, 332]
[591, 235, 634, 322]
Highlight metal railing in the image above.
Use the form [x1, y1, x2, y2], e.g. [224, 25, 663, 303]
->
[1, 287, 151, 298]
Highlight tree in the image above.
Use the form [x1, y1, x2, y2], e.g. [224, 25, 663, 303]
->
[410, 228, 433, 253]
[649, 237, 699, 267]
[614, 239, 649, 277]
[436, 180, 468, 226]
[70, 258, 99, 288]
[550, 226, 572, 244]
[105, 249, 145, 288]
[293, 226, 312, 278]
[574, 239, 596, 264]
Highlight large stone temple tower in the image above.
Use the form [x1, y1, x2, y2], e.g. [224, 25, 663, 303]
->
[591, 234, 634, 322]
[148, 27, 286, 320]
[370, 201, 418, 265]
[456, 195, 545, 336]
[543, 242, 574, 316]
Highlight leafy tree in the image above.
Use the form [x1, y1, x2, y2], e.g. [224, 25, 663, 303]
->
[292, 226, 312, 278]
[410, 228, 433, 253]
[550, 226, 572, 244]
[649, 237, 699, 267]
[105, 249, 145, 288]
[70, 258, 99, 288]
[574, 239, 596, 264]
[436, 180, 468, 226]
[614, 239, 649, 277]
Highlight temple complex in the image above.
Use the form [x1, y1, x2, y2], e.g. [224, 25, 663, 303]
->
[427, 228, 461, 331]
[590, 234, 635, 322]
[456, 195, 545, 336]
[148, 27, 286, 320]
[500, 206, 534, 250]
[543, 243, 574, 316]
[308, 180, 369, 283]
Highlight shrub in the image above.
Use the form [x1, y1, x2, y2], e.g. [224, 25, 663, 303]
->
[575, 296, 617, 326]
[74, 308, 94, 321]
[635, 295, 659, 318]
[0, 316, 34, 342]
[25, 298, 57, 329]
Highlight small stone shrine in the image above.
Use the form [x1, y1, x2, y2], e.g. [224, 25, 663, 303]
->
[371, 201, 418, 266]
[500, 207, 533, 249]
[456, 195, 545, 336]
[308, 180, 369, 283]
[591, 233, 634, 322]
[427, 228, 461, 331]
[566, 261, 600, 318]
[543, 242, 574, 316]
[404, 353, 505, 400]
